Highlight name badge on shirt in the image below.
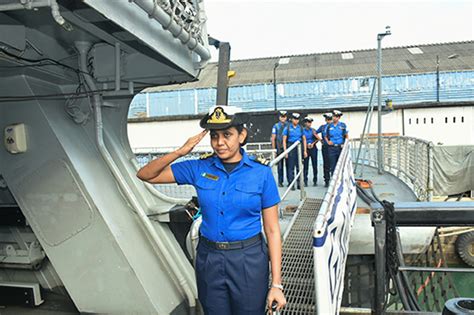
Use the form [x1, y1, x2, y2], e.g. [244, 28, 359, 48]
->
[201, 172, 219, 181]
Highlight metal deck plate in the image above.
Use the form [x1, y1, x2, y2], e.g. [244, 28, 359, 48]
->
[281, 198, 322, 314]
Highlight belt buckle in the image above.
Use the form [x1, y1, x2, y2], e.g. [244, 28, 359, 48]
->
[216, 242, 230, 250]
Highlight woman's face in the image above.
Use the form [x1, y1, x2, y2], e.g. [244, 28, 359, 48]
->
[210, 127, 247, 161]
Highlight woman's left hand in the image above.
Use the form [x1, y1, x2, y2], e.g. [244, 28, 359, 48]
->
[267, 287, 286, 313]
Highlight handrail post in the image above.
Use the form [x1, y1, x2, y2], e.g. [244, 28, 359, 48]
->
[298, 142, 306, 200]
[397, 137, 401, 177]
[428, 142, 434, 201]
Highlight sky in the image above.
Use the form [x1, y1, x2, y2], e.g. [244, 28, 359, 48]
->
[203, 0, 474, 61]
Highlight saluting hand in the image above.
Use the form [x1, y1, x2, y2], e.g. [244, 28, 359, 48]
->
[175, 130, 209, 157]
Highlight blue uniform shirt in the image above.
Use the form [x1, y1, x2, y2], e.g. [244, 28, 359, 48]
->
[272, 122, 287, 147]
[327, 122, 348, 145]
[283, 124, 304, 143]
[316, 124, 330, 145]
[171, 150, 281, 242]
[303, 127, 317, 145]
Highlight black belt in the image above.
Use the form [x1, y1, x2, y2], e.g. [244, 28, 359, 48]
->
[329, 144, 343, 147]
[200, 234, 262, 250]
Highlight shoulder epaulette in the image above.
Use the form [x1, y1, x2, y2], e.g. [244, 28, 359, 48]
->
[252, 155, 271, 166]
[199, 152, 215, 160]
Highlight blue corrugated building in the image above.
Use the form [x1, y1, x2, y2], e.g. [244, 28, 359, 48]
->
[128, 41, 474, 118]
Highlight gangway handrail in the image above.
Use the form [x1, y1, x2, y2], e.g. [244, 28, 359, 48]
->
[269, 140, 306, 204]
[351, 135, 434, 201]
[312, 140, 358, 315]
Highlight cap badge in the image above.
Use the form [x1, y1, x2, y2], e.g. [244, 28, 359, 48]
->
[207, 107, 231, 124]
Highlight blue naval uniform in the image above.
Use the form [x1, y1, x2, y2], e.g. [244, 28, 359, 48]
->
[316, 123, 331, 184]
[272, 121, 288, 185]
[283, 124, 305, 188]
[326, 122, 348, 175]
[303, 127, 318, 185]
[171, 149, 280, 314]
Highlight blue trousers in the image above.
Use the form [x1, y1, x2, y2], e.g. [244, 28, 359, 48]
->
[287, 142, 300, 187]
[196, 237, 269, 314]
[328, 145, 343, 175]
[276, 147, 288, 185]
[322, 145, 330, 184]
[303, 146, 318, 184]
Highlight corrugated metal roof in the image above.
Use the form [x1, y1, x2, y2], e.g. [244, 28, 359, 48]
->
[144, 41, 474, 92]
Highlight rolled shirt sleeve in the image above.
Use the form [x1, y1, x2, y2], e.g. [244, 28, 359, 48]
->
[170, 159, 200, 185]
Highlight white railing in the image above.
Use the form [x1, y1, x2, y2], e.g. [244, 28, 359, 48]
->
[313, 141, 358, 314]
[269, 141, 306, 203]
[134, 142, 293, 200]
[351, 136, 434, 201]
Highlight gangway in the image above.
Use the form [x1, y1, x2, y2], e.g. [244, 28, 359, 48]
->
[281, 198, 322, 314]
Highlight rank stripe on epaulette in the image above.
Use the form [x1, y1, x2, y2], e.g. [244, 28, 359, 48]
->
[199, 152, 215, 159]
[253, 156, 270, 166]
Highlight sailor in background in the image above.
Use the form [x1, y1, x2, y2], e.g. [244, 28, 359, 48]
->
[325, 110, 349, 176]
[282, 112, 307, 190]
[137, 105, 286, 314]
[302, 117, 321, 186]
[316, 113, 333, 187]
[271, 110, 289, 187]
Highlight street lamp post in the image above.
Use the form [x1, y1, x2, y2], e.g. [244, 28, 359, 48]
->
[437, 54, 459, 102]
[376, 26, 391, 175]
[273, 62, 279, 111]
[273, 57, 290, 111]
[436, 55, 440, 102]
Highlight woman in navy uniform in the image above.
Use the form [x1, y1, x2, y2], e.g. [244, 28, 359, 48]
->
[325, 110, 349, 175]
[137, 105, 286, 314]
[315, 113, 333, 187]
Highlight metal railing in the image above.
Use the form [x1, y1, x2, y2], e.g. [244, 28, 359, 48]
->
[269, 141, 306, 203]
[313, 141, 358, 314]
[134, 141, 304, 201]
[351, 136, 434, 201]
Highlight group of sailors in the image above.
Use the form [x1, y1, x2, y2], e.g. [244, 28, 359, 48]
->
[271, 110, 349, 189]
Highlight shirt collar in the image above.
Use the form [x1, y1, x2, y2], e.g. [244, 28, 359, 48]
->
[211, 148, 253, 172]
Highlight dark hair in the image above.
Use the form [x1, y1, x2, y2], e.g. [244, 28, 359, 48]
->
[235, 125, 248, 146]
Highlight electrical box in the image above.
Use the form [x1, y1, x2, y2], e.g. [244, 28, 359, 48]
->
[4, 123, 27, 154]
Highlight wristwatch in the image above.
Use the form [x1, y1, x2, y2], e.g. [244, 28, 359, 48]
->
[271, 283, 284, 291]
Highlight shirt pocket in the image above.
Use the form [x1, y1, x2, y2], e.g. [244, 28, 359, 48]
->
[233, 181, 262, 212]
[195, 177, 219, 209]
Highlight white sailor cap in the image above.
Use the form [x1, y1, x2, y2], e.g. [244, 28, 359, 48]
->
[303, 117, 313, 122]
[278, 110, 287, 117]
[323, 112, 333, 119]
[291, 112, 300, 119]
[332, 110, 343, 117]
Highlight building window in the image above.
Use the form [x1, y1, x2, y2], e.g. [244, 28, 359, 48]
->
[461, 116, 464, 123]
[445, 117, 448, 123]
[341, 52, 354, 60]
[453, 117, 456, 123]
[423, 118, 426, 124]
[409, 118, 411, 125]
[431, 117, 434, 124]
[416, 118, 419, 124]
[407, 47, 424, 55]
